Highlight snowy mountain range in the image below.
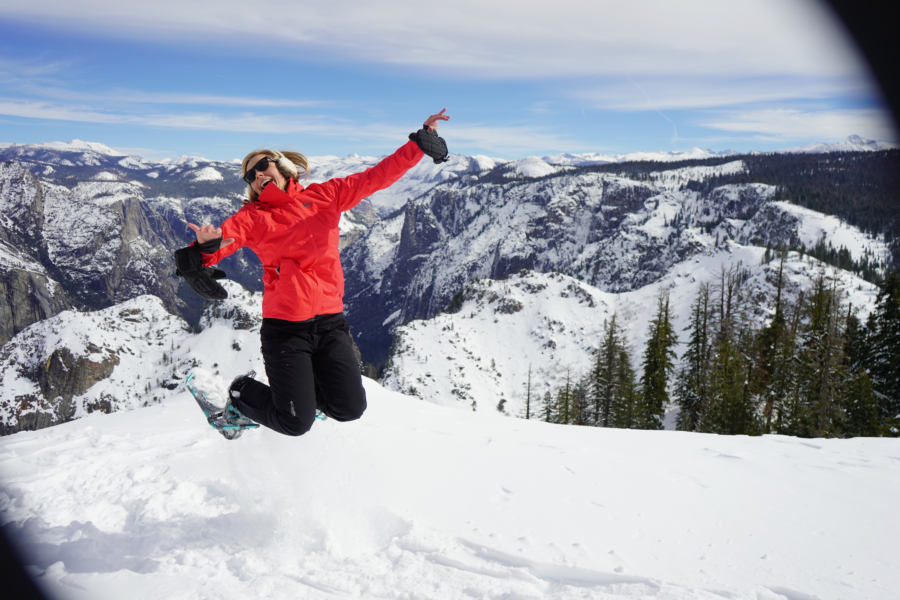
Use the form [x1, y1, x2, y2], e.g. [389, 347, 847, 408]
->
[0, 136, 896, 433]
[1, 134, 899, 599]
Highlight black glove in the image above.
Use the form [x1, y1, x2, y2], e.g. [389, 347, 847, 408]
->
[409, 125, 449, 164]
[174, 241, 228, 301]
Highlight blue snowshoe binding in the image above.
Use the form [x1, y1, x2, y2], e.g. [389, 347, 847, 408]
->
[186, 371, 260, 440]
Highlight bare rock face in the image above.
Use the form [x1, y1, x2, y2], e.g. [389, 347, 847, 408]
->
[0, 162, 44, 244]
[1, 342, 121, 436]
[0, 163, 73, 345]
[0, 262, 72, 347]
[0, 295, 189, 436]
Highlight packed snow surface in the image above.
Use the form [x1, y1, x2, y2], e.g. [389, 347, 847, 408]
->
[1, 381, 897, 600]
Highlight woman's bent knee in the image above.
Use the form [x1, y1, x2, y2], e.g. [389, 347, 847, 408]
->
[277, 414, 315, 437]
[330, 397, 367, 422]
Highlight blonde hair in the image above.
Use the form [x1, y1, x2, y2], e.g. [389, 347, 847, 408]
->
[241, 149, 310, 203]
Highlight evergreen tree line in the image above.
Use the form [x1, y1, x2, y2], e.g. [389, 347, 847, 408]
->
[764, 239, 886, 285]
[684, 150, 900, 269]
[521, 254, 900, 438]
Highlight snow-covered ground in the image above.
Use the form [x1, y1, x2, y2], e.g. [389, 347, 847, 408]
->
[1, 379, 898, 600]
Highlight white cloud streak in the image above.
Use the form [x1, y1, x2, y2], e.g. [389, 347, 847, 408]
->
[698, 109, 896, 142]
[0, 0, 867, 81]
[573, 76, 869, 112]
[0, 97, 582, 154]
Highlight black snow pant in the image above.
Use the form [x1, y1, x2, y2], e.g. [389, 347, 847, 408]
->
[231, 313, 367, 436]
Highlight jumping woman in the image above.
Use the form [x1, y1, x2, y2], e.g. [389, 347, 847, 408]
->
[176, 109, 451, 438]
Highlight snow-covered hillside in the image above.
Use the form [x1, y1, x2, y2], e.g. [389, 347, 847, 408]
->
[1, 377, 898, 600]
[341, 149, 890, 364]
[382, 246, 882, 417]
[0, 282, 265, 435]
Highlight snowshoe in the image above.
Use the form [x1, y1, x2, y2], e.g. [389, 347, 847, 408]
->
[186, 369, 259, 440]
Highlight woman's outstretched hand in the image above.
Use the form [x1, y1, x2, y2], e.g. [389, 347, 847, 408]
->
[424, 108, 450, 132]
[187, 223, 234, 252]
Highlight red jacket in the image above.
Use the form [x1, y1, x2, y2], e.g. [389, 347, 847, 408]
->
[202, 140, 424, 321]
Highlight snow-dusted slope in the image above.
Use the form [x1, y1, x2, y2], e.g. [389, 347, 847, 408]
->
[776, 134, 898, 154]
[382, 246, 882, 417]
[341, 150, 888, 364]
[544, 147, 739, 167]
[1, 377, 898, 600]
[0, 282, 265, 434]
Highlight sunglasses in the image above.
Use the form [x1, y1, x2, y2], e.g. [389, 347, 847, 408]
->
[242, 156, 276, 185]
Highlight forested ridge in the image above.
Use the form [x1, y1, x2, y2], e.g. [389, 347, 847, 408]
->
[526, 255, 900, 439]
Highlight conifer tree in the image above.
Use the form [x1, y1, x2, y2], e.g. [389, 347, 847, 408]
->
[795, 273, 847, 437]
[700, 266, 760, 435]
[540, 390, 554, 423]
[757, 249, 788, 429]
[637, 291, 678, 429]
[555, 370, 573, 424]
[521, 365, 534, 419]
[674, 283, 711, 431]
[570, 375, 592, 426]
[843, 312, 880, 437]
[772, 290, 806, 436]
[867, 272, 900, 435]
[613, 346, 639, 428]
[593, 314, 623, 427]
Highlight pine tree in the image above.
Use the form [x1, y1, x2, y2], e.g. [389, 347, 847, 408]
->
[612, 346, 639, 428]
[674, 283, 711, 431]
[637, 291, 678, 429]
[593, 314, 623, 427]
[867, 272, 900, 435]
[757, 250, 789, 430]
[521, 365, 534, 419]
[555, 370, 573, 424]
[570, 375, 592, 426]
[700, 266, 760, 435]
[843, 312, 880, 437]
[771, 291, 805, 436]
[540, 390, 554, 423]
[795, 273, 847, 437]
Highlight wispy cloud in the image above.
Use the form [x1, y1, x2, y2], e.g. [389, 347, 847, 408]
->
[573, 76, 869, 112]
[0, 96, 583, 154]
[1, 0, 865, 80]
[698, 108, 897, 142]
[19, 85, 325, 108]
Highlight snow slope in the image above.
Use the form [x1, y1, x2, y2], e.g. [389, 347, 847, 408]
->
[1, 379, 898, 600]
[382, 245, 882, 417]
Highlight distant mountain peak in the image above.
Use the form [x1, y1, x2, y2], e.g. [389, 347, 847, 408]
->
[776, 134, 898, 154]
[66, 139, 125, 156]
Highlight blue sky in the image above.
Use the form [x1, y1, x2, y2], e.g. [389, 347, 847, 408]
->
[0, 0, 895, 161]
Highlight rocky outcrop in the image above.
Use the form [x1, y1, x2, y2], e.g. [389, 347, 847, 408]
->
[0, 263, 71, 347]
[0, 295, 190, 436]
[0, 163, 72, 345]
[0, 342, 121, 436]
